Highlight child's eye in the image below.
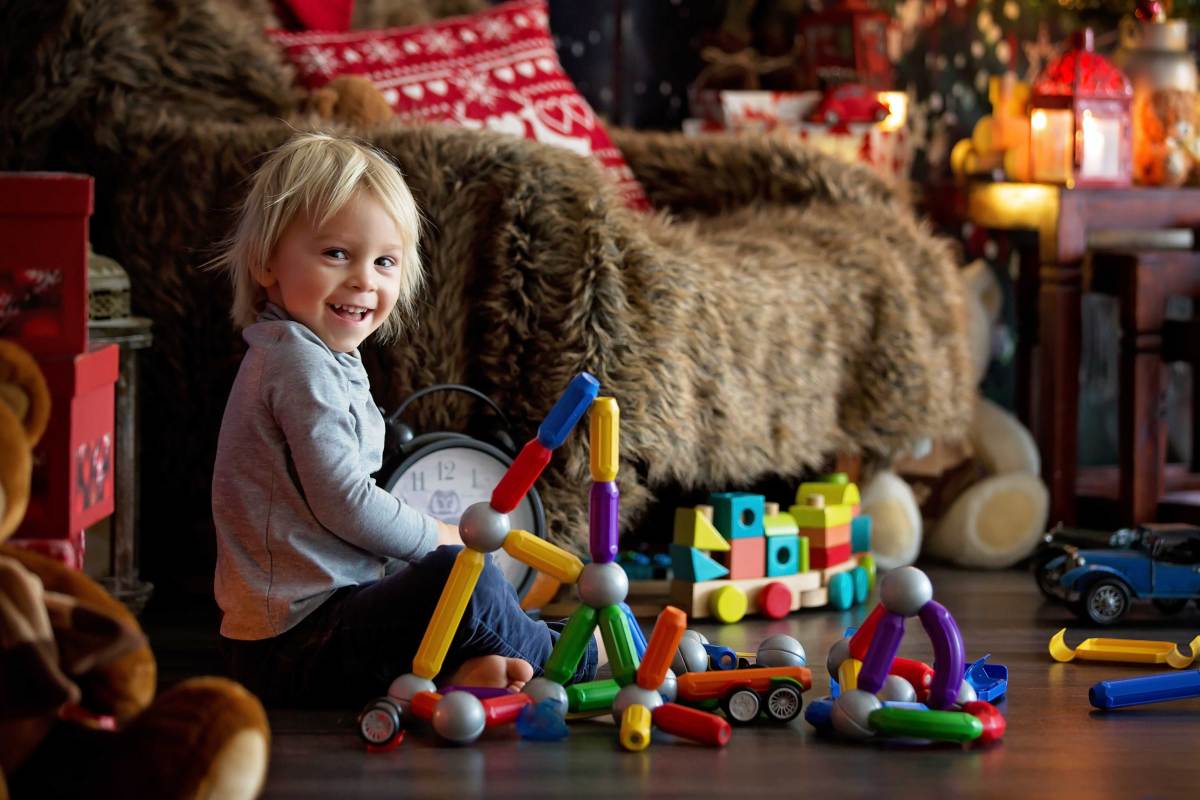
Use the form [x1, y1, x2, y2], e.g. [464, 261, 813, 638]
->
[376, 256, 397, 268]
[323, 248, 348, 260]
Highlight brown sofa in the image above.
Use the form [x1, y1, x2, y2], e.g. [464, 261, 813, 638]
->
[0, 0, 970, 594]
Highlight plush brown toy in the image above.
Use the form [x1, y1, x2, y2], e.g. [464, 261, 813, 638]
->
[0, 340, 271, 800]
[307, 74, 395, 128]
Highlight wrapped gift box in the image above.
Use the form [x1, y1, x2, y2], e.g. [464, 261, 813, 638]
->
[684, 89, 911, 181]
[14, 343, 119, 564]
[0, 173, 94, 358]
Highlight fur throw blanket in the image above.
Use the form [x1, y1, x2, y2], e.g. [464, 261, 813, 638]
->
[0, 0, 970, 571]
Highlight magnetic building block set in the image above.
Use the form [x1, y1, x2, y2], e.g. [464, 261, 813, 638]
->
[668, 479, 875, 623]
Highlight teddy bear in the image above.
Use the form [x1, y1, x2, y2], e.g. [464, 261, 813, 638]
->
[305, 74, 395, 128]
[0, 339, 271, 799]
[857, 260, 1050, 570]
[1134, 87, 1199, 187]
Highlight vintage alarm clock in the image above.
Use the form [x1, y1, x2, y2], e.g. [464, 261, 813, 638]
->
[377, 384, 547, 600]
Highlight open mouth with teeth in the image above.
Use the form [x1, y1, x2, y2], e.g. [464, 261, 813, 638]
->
[329, 303, 372, 322]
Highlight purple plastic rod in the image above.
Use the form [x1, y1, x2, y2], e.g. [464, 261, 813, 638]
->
[858, 611, 906, 693]
[439, 686, 511, 699]
[919, 600, 965, 710]
[589, 481, 620, 563]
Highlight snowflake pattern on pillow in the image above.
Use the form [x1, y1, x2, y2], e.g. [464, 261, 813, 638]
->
[270, 0, 649, 211]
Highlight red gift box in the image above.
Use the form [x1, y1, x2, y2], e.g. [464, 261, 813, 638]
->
[0, 172, 94, 358]
[14, 344, 119, 565]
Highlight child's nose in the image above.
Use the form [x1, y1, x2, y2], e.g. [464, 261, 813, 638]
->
[347, 260, 376, 289]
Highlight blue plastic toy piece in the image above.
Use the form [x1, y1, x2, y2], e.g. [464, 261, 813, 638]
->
[537, 372, 600, 449]
[618, 602, 648, 659]
[851, 515, 872, 554]
[881, 701, 929, 711]
[964, 654, 1009, 702]
[516, 700, 570, 741]
[1090, 669, 1200, 710]
[830, 677, 840, 699]
[804, 697, 835, 731]
[703, 643, 738, 670]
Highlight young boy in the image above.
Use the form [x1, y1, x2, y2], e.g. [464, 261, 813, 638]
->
[210, 132, 596, 707]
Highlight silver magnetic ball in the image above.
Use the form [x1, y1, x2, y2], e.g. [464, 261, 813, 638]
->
[432, 691, 487, 744]
[457, 502, 511, 553]
[577, 561, 629, 608]
[756, 634, 807, 668]
[955, 680, 977, 707]
[826, 638, 851, 680]
[386, 673, 437, 717]
[658, 668, 678, 703]
[879, 566, 934, 617]
[680, 630, 709, 646]
[831, 690, 882, 740]
[612, 684, 663, 724]
[523, 678, 568, 717]
[671, 636, 709, 675]
[877, 674, 917, 704]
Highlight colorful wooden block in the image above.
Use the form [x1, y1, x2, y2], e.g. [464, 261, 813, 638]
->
[789, 499, 852, 529]
[721, 535, 766, 580]
[710, 492, 765, 540]
[766, 535, 800, 577]
[802, 522, 850, 549]
[851, 514, 872, 553]
[764, 511, 799, 537]
[811, 541, 853, 570]
[673, 507, 730, 552]
[669, 543, 729, 582]
[796, 481, 861, 515]
[798, 535, 809, 574]
[799, 587, 829, 608]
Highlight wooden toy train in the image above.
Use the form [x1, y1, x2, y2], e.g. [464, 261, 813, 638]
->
[669, 479, 874, 623]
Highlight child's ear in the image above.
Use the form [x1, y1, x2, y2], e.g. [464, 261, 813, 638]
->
[256, 262, 277, 289]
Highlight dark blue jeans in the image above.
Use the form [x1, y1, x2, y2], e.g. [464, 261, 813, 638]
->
[221, 545, 598, 708]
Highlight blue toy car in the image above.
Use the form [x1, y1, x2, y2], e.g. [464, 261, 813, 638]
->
[1035, 523, 1200, 625]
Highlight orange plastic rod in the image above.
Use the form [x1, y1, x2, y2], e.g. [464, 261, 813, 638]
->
[636, 606, 688, 690]
[409, 691, 442, 722]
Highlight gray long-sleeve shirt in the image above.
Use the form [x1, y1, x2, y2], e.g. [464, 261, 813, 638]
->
[213, 304, 437, 639]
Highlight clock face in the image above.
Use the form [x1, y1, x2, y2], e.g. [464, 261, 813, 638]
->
[386, 445, 538, 593]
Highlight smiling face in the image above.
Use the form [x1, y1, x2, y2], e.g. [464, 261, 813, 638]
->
[260, 190, 407, 353]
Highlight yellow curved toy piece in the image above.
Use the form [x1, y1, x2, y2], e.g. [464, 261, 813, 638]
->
[412, 548, 486, 678]
[1049, 628, 1200, 668]
[589, 397, 620, 482]
[709, 584, 748, 624]
[620, 704, 652, 752]
[838, 657, 862, 691]
[1166, 635, 1200, 669]
[503, 529, 584, 584]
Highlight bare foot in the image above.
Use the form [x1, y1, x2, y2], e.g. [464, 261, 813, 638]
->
[444, 655, 534, 693]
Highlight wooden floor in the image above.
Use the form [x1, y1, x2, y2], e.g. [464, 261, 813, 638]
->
[148, 566, 1200, 798]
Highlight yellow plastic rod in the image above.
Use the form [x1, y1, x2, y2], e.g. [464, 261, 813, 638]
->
[589, 397, 620, 482]
[412, 548, 486, 679]
[838, 657, 862, 692]
[619, 704, 652, 752]
[503, 529, 584, 585]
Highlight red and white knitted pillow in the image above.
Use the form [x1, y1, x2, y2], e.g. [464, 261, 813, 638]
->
[269, 0, 649, 210]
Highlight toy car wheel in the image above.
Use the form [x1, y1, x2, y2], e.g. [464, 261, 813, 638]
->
[721, 687, 761, 725]
[764, 684, 803, 723]
[1032, 553, 1065, 598]
[1152, 598, 1188, 615]
[359, 697, 403, 745]
[1081, 578, 1132, 625]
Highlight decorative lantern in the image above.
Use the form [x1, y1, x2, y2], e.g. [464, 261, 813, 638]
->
[797, 0, 893, 89]
[1029, 28, 1133, 187]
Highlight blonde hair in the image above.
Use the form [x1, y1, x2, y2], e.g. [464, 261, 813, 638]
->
[212, 131, 423, 344]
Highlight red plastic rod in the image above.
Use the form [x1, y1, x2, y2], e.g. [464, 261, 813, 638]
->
[962, 701, 1006, 745]
[848, 603, 885, 661]
[637, 606, 688, 690]
[653, 703, 731, 747]
[491, 439, 553, 513]
[483, 693, 533, 727]
[892, 657, 935, 702]
[409, 691, 441, 722]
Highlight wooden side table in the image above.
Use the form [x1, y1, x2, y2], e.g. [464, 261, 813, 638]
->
[953, 182, 1200, 526]
[89, 316, 154, 613]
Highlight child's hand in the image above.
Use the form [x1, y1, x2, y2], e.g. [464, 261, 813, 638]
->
[437, 520, 462, 548]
